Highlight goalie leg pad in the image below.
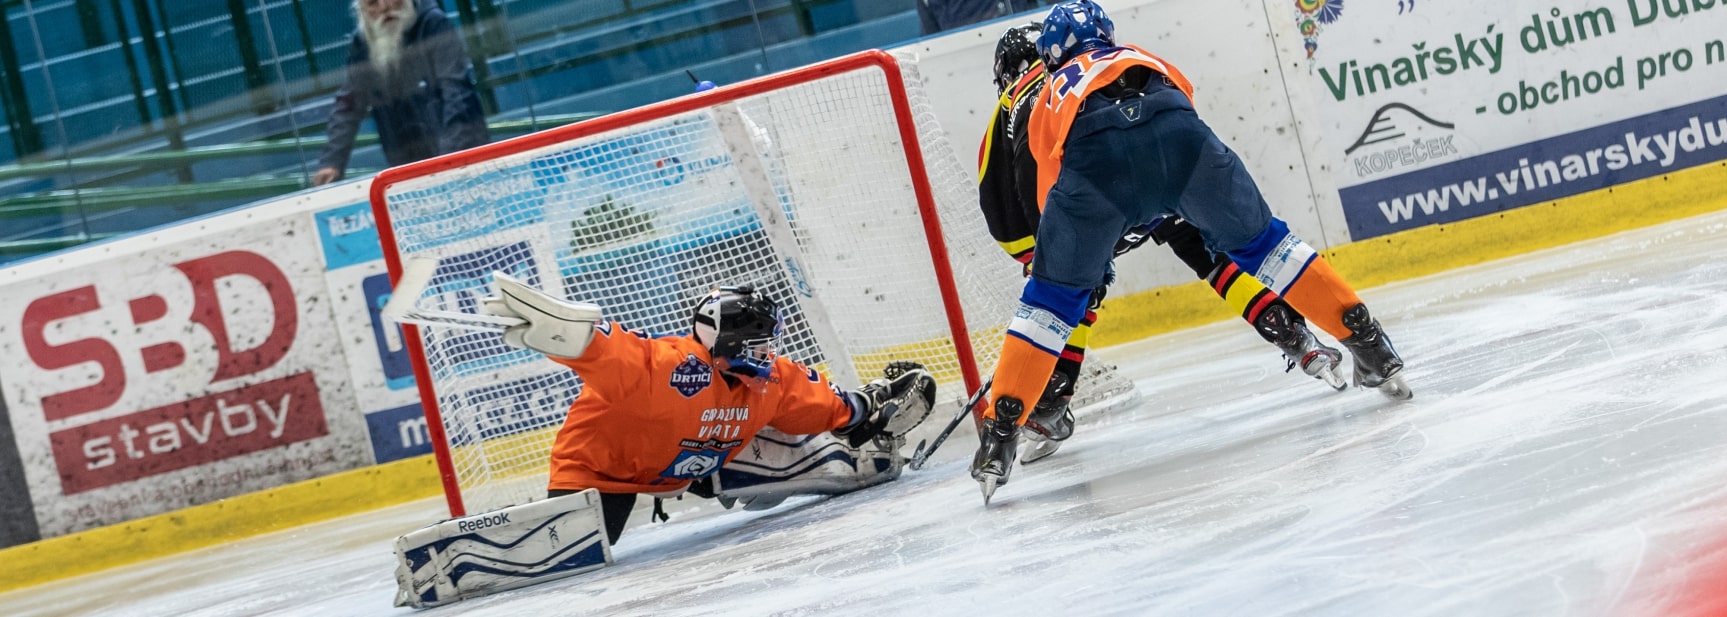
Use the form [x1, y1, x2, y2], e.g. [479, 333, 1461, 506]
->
[393, 489, 613, 608]
[714, 428, 901, 508]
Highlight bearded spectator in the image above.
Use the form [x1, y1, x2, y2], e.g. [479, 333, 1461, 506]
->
[313, 0, 489, 185]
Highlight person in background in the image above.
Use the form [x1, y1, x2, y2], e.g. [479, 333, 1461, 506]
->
[918, 0, 1046, 35]
[313, 0, 490, 185]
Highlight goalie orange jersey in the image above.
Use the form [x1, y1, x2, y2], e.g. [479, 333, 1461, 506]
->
[545, 322, 854, 495]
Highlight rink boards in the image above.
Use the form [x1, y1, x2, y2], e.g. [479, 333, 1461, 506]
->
[3, 0, 1727, 593]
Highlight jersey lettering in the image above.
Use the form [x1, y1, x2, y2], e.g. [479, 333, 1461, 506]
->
[700, 406, 750, 422]
[1047, 63, 1087, 101]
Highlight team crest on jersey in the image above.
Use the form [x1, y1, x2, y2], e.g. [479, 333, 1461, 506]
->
[670, 354, 712, 397]
[662, 449, 727, 479]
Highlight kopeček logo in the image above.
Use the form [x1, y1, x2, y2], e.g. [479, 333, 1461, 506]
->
[1347, 103, 1460, 178]
[670, 354, 712, 398]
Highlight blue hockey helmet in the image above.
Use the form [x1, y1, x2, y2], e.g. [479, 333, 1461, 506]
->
[1038, 0, 1116, 70]
[692, 285, 782, 377]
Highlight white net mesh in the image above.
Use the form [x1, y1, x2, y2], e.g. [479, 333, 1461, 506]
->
[376, 52, 1135, 515]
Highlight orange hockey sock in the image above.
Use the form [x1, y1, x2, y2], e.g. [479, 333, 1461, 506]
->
[1279, 256, 1362, 340]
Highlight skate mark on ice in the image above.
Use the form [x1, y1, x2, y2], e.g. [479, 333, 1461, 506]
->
[1460, 340, 1580, 396]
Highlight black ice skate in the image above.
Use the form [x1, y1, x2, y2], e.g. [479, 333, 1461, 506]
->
[1022, 372, 1076, 464]
[1022, 403, 1073, 466]
[1255, 303, 1346, 391]
[971, 397, 1024, 505]
[1339, 304, 1412, 400]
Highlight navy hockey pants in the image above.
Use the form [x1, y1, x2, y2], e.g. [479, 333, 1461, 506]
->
[1032, 81, 1275, 292]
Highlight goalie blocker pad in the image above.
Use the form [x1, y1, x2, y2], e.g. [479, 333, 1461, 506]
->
[393, 489, 612, 608]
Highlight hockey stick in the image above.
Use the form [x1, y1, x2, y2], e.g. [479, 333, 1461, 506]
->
[381, 256, 526, 332]
[909, 379, 991, 471]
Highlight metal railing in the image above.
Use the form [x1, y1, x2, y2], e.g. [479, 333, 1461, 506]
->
[0, 113, 599, 260]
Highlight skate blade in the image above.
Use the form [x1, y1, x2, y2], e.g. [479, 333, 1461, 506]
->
[1020, 435, 1062, 464]
[979, 475, 1000, 505]
[1377, 375, 1413, 401]
[1315, 359, 1348, 391]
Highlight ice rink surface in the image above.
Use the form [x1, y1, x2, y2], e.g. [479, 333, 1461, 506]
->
[7, 210, 1727, 617]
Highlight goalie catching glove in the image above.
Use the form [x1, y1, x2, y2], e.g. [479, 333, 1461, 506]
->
[479, 271, 603, 359]
[834, 361, 938, 448]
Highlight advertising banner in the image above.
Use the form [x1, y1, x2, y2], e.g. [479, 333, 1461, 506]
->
[1296, 0, 1727, 239]
[0, 374, 40, 547]
[0, 210, 368, 537]
[314, 201, 430, 463]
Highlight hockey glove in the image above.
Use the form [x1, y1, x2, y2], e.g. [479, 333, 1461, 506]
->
[479, 272, 602, 359]
[881, 360, 925, 381]
[1089, 262, 1115, 311]
[1115, 222, 1157, 256]
[834, 365, 937, 448]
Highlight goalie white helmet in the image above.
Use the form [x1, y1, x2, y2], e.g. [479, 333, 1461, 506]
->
[692, 285, 782, 377]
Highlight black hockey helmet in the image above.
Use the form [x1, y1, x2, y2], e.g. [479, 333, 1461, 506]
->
[993, 22, 1043, 92]
[692, 285, 782, 376]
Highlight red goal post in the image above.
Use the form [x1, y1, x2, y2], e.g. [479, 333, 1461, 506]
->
[370, 50, 1033, 517]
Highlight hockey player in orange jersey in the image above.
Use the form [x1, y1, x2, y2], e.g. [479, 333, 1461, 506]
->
[479, 276, 937, 544]
[971, 0, 1409, 503]
[976, 23, 1348, 464]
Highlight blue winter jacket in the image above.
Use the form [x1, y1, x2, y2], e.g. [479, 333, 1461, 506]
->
[317, 0, 489, 174]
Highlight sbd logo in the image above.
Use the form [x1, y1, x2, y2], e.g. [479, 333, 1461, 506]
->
[18, 250, 329, 494]
[22, 251, 298, 421]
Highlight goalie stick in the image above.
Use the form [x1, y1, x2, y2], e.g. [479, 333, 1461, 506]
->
[908, 379, 991, 471]
[381, 256, 527, 332]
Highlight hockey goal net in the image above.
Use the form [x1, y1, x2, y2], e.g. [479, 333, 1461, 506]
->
[370, 50, 1135, 517]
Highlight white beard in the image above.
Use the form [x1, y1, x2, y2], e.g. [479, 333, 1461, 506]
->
[362, 2, 417, 78]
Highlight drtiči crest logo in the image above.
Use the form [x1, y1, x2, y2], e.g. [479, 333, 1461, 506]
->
[669, 354, 712, 397]
[1346, 102, 1458, 178]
